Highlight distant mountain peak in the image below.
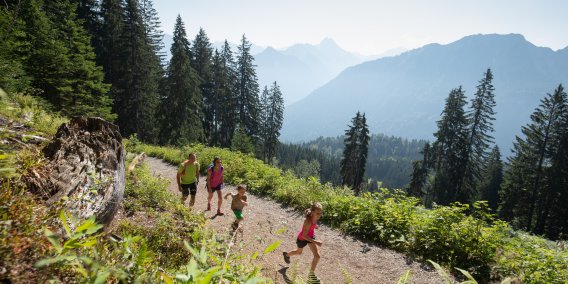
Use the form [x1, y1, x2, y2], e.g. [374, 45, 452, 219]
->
[263, 46, 278, 53]
[454, 33, 533, 48]
[462, 33, 526, 41]
[319, 37, 338, 46]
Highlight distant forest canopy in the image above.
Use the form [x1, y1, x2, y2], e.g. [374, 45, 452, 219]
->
[0, 0, 284, 164]
[277, 134, 427, 189]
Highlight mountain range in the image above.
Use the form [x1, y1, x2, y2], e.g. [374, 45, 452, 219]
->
[162, 35, 385, 105]
[280, 34, 568, 154]
[256, 38, 370, 105]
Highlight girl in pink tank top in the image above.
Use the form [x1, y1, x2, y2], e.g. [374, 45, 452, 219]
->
[282, 202, 323, 282]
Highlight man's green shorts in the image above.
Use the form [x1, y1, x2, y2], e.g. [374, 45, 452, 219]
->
[232, 209, 244, 219]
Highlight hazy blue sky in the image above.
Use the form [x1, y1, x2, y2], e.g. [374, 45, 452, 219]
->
[153, 0, 568, 55]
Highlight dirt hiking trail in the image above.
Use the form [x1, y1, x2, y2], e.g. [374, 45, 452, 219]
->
[146, 157, 442, 284]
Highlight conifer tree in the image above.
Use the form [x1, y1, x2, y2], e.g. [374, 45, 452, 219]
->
[499, 84, 567, 233]
[158, 15, 203, 145]
[235, 34, 260, 141]
[98, 0, 124, 82]
[430, 87, 469, 205]
[408, 142, 432, 198]
[13, 0, 113, 119]
[112, 0, 161, 141]
[231, 124, 255, 155]
[0, 1, 31, 93]
[217, 41, 239, 147]
[340, 111, 370, 195]
[478, 146, 503, 211]
[209, 50, 224, 146]
[74, 0, 101, 43]
[258, 86, 270, 161]
[464, 69, 496, 200]
[191, 28, 214, 143]
[45, 0, 114, 119]
[266, 82, 284, 163]
[543, 127, 568, 238]
[139, 0, 166, 65]
[258, 82, 284, 164]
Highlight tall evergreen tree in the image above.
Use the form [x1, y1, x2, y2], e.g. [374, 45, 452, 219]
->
[231, 124, 255, 155]
[138, 0, 166, 65]
[499, 84, 567, 234]
[209, 50, 224, 146]
[45, 0, 114, 119]
[258, 82, 284, 164]
[216, 40, 239, 147]
[74, 0, 101, 42]
[235, 34, 260, 141]
[464, 69, 496, 200]
[0, 1, 31, 93]
[266, 82, 284, 163]
[429, 87, 469, 205]
[158, 15, 203, 145]
[543, 125, 568, 238]
[191, 28, 214, 143]
[478, 146, 503, 211]
[534, 86, 568, 236]
[112, 0, 161, 141]
[13, 0, 113, 119]
[258, 86, 270, 161]
[340, 111, 370, 195]
[98, 0, 123, 82]
[408, 142, 432, 198]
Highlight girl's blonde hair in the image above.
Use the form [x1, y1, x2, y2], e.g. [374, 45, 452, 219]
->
[304, 202, 323, 218]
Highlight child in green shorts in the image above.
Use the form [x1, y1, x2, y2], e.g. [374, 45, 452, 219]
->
[224, 185, 248, 231]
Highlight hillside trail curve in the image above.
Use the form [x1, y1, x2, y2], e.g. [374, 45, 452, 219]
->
[146, 157, 442, 284]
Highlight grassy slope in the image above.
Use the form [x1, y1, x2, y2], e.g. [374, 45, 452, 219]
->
[0, 94, 266, 283]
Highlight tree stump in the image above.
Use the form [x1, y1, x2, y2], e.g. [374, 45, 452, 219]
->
[25, 116, 125, 226]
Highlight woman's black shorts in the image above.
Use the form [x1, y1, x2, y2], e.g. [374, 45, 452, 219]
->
[296, 236, 316, 248]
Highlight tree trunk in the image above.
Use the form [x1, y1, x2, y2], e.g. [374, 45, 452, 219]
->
[24, 116, 125, 226]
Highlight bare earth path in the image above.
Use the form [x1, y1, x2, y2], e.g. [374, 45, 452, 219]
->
[146, 157, 442, 284]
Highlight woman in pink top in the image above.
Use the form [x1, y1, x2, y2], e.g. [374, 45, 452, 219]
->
[283, 202, 323, 282]
[206, 156, 225, 215]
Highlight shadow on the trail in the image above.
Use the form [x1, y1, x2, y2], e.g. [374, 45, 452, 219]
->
[209, 212, 225, 220]
[278, 267, 293, 284]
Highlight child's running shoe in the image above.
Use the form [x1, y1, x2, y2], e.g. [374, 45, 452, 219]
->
[282, 252, 290, 264]
[206, 203, 211, 211]
[217, 209, 224, 216]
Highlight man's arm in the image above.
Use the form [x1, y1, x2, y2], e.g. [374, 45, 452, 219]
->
[176, 172, 181, 189]
[195, 163, 200, 183]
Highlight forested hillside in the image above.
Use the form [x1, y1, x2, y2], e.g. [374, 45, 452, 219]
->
[277, 134, 426, 189]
